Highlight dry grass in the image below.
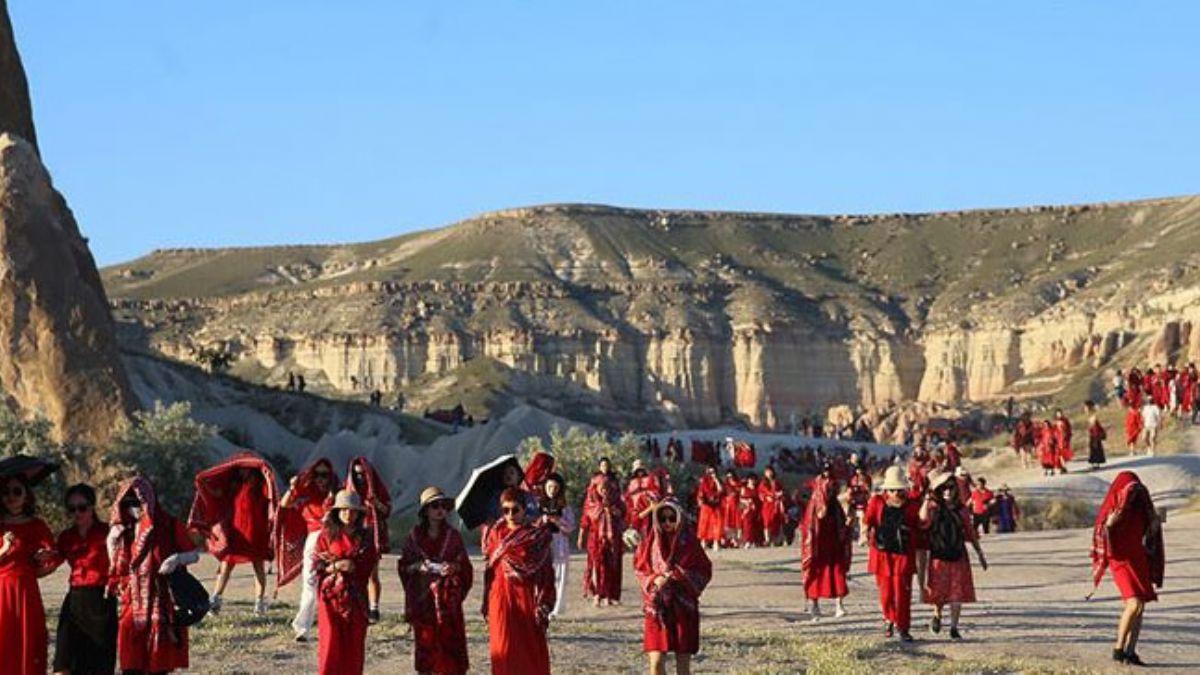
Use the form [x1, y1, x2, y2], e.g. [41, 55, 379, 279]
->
[1017, 497, 1097, 531]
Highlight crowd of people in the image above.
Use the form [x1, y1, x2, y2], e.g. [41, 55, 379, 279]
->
[1118, 364, 1200, 456]
[0, 424, 1168, 673]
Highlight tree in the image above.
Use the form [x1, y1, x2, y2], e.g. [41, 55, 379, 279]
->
[108, 401, 217, 517]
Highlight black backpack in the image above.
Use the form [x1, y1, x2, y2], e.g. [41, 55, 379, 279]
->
[928, 506, 964, 562]
[874, 505, 909, 555]
[169, 569, 211, 628]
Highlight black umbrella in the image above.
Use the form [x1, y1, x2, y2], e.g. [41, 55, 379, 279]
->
[454, 454, 522, 530]
[0, 454, 60, 487]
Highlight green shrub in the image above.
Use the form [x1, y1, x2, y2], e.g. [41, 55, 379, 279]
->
[106, 401, 217, 518]
[1017, 497, 1096, 531]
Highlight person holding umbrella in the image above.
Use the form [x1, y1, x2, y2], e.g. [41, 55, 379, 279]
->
[398, 486, 473, 675]
[0, 463, 59, 675]
[314, 490, 380, 675]
[53, 483, 118, 675]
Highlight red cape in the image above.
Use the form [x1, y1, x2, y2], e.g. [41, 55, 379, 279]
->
[188, 451, 278, 561]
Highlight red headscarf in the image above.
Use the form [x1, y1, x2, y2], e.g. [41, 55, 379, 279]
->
[1090, 471, 1165, 591]
[800, 474, 851, 582]
[188, 451, 279, 559]
[635, 500, 712, 625]
[346, 457, 392, 553]
[274, 458, 338, 589]
[484, 522, 555, 625]
[522, 452, 556, 493]
[584, 474, 626, 544]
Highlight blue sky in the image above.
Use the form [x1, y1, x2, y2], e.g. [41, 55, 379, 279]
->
[12, 2, 1199, 265]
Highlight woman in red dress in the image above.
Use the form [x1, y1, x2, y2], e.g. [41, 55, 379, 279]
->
[758, 466, 786, 546]
[863, 466, 920, 642]
[346, 456, 392, 623]
[189, 453, 277, 616]
[634, 499, 712, 675]
[920, 471, 988, 640]
[483, 487, 555, 675]
[738, 474, 763, 548]
[279, 457, 338, 641]
[1089, 471, 1163, 666]
[578, 473, 626, 606]
[0, 474, 58, 675]
[314, 489, 380, 675]
[1124, 403, 1144, 453]
[720, 471, 743, 547]
[695, 466, 724, 550]
[398, 486, 473, 675]
[108, 475, 202, 674]
[800, 466, 851, 619]
[624, 460, 662, 534]
[54, 483, 118, 675]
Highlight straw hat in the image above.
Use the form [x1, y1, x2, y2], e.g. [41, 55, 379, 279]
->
[880, 466, 909, 491]
[954, 466, 969, 478]
[419, 486, 452, 510]
[928, 471, 953, 491]
[332, 489, 365, 512]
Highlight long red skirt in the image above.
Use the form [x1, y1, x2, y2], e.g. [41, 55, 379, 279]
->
[804, 561, 848, 599]
[488, 572, 550, 675]
[1124, 409, 1143, 446]
[0, 572, 48, 675]
[412, 620, 469, 675]
[317, 597, 368, 675]
[221, 484, 272, 563]
[643, 606, 700, 654]
[740, 509, 764, 546]
[697, 504, 723, 543]
[923, 557, 976, 605]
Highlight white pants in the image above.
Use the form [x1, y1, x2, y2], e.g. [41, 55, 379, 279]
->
[551, 559, 569, 617]
[291, 530, 320, 637]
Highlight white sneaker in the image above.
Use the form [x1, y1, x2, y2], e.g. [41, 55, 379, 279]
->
[254, 598, 269, 616]
[834, 606, 847, 618]
[209, 594, 222, 615]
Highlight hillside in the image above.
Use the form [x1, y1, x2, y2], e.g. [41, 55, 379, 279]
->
[104, 197, 1200, 430]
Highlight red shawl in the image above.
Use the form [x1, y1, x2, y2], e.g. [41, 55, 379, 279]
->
[624, 474, 662, 530]
[522, 452, 555, 493]
[800, 476, 851, 581]
[275, 458, 337, 589]
[346, 457, 393, 554]
[634, 501, 712, 625]
[1091, 471, 1165, 591]
[188, 451, 278, 560]
[397, 524, 473, 626]
[315, 527, 377, 622]
[697, 474, 722, 507]
[584, 475, 626, 544]
[483, 522, 555, 625]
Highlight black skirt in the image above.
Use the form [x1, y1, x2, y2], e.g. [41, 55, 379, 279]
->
[53, 586, 118, 675]
[1088, 437, 1106, 465]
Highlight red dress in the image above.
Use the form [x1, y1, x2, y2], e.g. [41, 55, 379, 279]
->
[738, 485, 763, 545]
[1124, 407, 1144, 446]
[634, 513, 712, 654]
[483, 522, 555, 675]
[397, 525, 473, 675]
[315, 528, 380, 675]
[757, 478, 786, 542]
[347, 457, 393, 554]
[1092, 472, 1163, 602]
[0, 517, 55, 675]
[721, 478, 743, 536]
[624, 475, 662, 533]
[695, 476, 724, 544]
[921, 502, 977, 605]
[800, 477, 851, 599]
[189, 453, 278, 564]
[580, 486, 625, 601]
[863, 495, 919, 632]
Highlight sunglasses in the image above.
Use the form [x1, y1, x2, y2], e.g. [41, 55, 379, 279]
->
[3, 487, 26, 498]
[120, 500, 141, 509]
[67, 503, 91, 513]
[661, 516, 679, 525]
[501, 505, 524, 515]
[314, 471, 331, 478]
[427, 502, 448, 512]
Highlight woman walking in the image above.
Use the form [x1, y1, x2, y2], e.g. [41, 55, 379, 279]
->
[483, 487, 555, 675]
[0, 474, 58, 675]
[346, 457, 392, 624]
[538, 473, 575, 618]
[634, 499, 712, 675]
[1086, 401, 1107, 470]
[53, 483, 117, 675]
[800, 464, 851, 620]
[579, 475, 625, 606]
[920, 472, 988, 640]
[738, 473, 763, 549]
[314, 490, 380, 675]
[720, 471, 742, 547]
[758, 466, 786, 546]
[993, 485, 1020, 533]
[108, 476, 202, 674]
[1089, 471, 1164, 666]
[399, 487, 473, 675]
[863, 466, 919, 642]
[280, 457, 337, 641]
[695, 466, 724, 550]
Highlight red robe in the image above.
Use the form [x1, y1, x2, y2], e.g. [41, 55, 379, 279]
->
[346, 457, 393, 554]
[757, 478, 786, 543]
[800, 476, 851, 599]
[580, 483, 625, 601]
[695, 475, 724, 544]
[0, 517, 55, 675]
[1091, 472, 1164, 602]
[315, 528, 380, 675]
[634, 508, 712, 655]
[483, 522, 555, 675]
[738, 485, 763, 546]
[1036, 424, 1058, 469]
[721, 478, 743, 537]
[188, 451, 277, 563]
[1053, 418, 1074, 463]
[275, 459, 337, 589]
[397, 524, 473, 675]
[862, 495, 919, 632]
[624, 474, 663, 533]
[1124, 407, 1144, 446]
[108, 477, 197, 674]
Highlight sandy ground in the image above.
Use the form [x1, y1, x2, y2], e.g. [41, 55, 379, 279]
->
[37, 507, 1199, 674]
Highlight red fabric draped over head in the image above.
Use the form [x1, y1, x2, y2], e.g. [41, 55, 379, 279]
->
[1091, 471, 1165, 591]
[346, 456, 393, 553]
[275, 458, 338, 589]
[635, 499, 712, 625]
[800, 474, 851, 582]
[522, 452, 555, 493]
[188, 451, 279, 560]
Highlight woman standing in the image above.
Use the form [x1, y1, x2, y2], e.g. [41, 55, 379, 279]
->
[758, 466, 786, 546]
[54, 483, 117, 675]
[738, 474, 763, 549]
[695, 466, 724, 550]
[720, 471, 743, 547]
[863, 467, 919, 642]
[0, 474, 58, 675]
[538, 473, 575, 618]
[634, 499, 712, 675]
[280, 457, 338, 641]
[314, 490, 380, 675]
[624, 460, 661, 535]
[1089, 471, 1164, 666]
[578, 475, 625, 606]
[346, 457, 392, 624]
[108, 476, 202, 674]
[483, 487, 555, 675]
[994, 486, 1020, 533]
[1124, 402, 1144, 454]
[1086, 401, 1107, 470]
[920, 472, 988, 640]
[800, 464, 851, 620]
[399, 487, 473, 675]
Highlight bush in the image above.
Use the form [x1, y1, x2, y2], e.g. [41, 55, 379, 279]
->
[1018, 497, 1097, 531]
[106, 401, 217, 518]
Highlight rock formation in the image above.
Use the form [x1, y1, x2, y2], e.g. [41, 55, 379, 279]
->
[0, 1, 134, 446]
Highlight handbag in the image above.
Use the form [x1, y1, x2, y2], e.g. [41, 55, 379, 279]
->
[169, 568, 212, 628]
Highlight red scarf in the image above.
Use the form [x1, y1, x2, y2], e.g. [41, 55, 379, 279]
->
[636, 501, 712, 625]
[800, 475, 851, 581]
[584, 476, 625, 544]
[188, 452, 279, 559]
[274, 458, 337, 589]
[521, 452, 555, 493]
[347, 457, 392, 554]
[485, 522, 555, 625]
[317, 528, 373, 622]
[398, 524, 472, 626]
[1091, 471, 1165, 590]
[107, 477, 180, 657]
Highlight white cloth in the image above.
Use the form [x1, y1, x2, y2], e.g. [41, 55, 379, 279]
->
[551, 559, 570, 617]
[290, 530, 321, 637]
[550, 506, 576, 564]
[1141, 403, 1161, 430]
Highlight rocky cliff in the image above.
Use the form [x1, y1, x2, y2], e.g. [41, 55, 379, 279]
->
[104, 197, 1200, 430]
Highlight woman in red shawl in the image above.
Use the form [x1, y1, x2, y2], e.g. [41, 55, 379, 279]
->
[758, 466, 786, 546]
[920, 471, 988, 640]
[800, 465, 851, 619]
[1124, 403, 1144, 453]
[0, 474, 59, 675]
[107, 476, 202, 674]
[189, 453, 277, 616]
[1012, 413, 1035, 469]
[1089, 471, 1163, 666]
[863, 466, 920, 642]
[578, 472, 626, 606]
[346, 456, 392, 624]
[738, 473, 763, 548]
[720, 470, 742, 547]
[279, 457, 338, 641]
[314, 489, 380, 675]
[398, 486, 473, 675]
[1052, 409, 1073, 473]
[483, 487, 555, 675]
[695, 466, 724, 550]
[634, 499, 712, 675]
[624, 460, 662, 534]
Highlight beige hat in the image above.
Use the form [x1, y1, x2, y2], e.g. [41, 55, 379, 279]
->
[954, 466, 969, 478]
[332, 489, 365, 512]
[928, 471, 953, 491]
[631, 459, 646, 473]
[419, 486, 453, 510]
[880, 465, 909, 491]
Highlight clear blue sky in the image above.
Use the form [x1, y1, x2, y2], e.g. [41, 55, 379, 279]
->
[12, 2, 1199, 265]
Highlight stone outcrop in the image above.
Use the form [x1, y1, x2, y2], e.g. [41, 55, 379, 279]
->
[0, 1, 36, 151]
